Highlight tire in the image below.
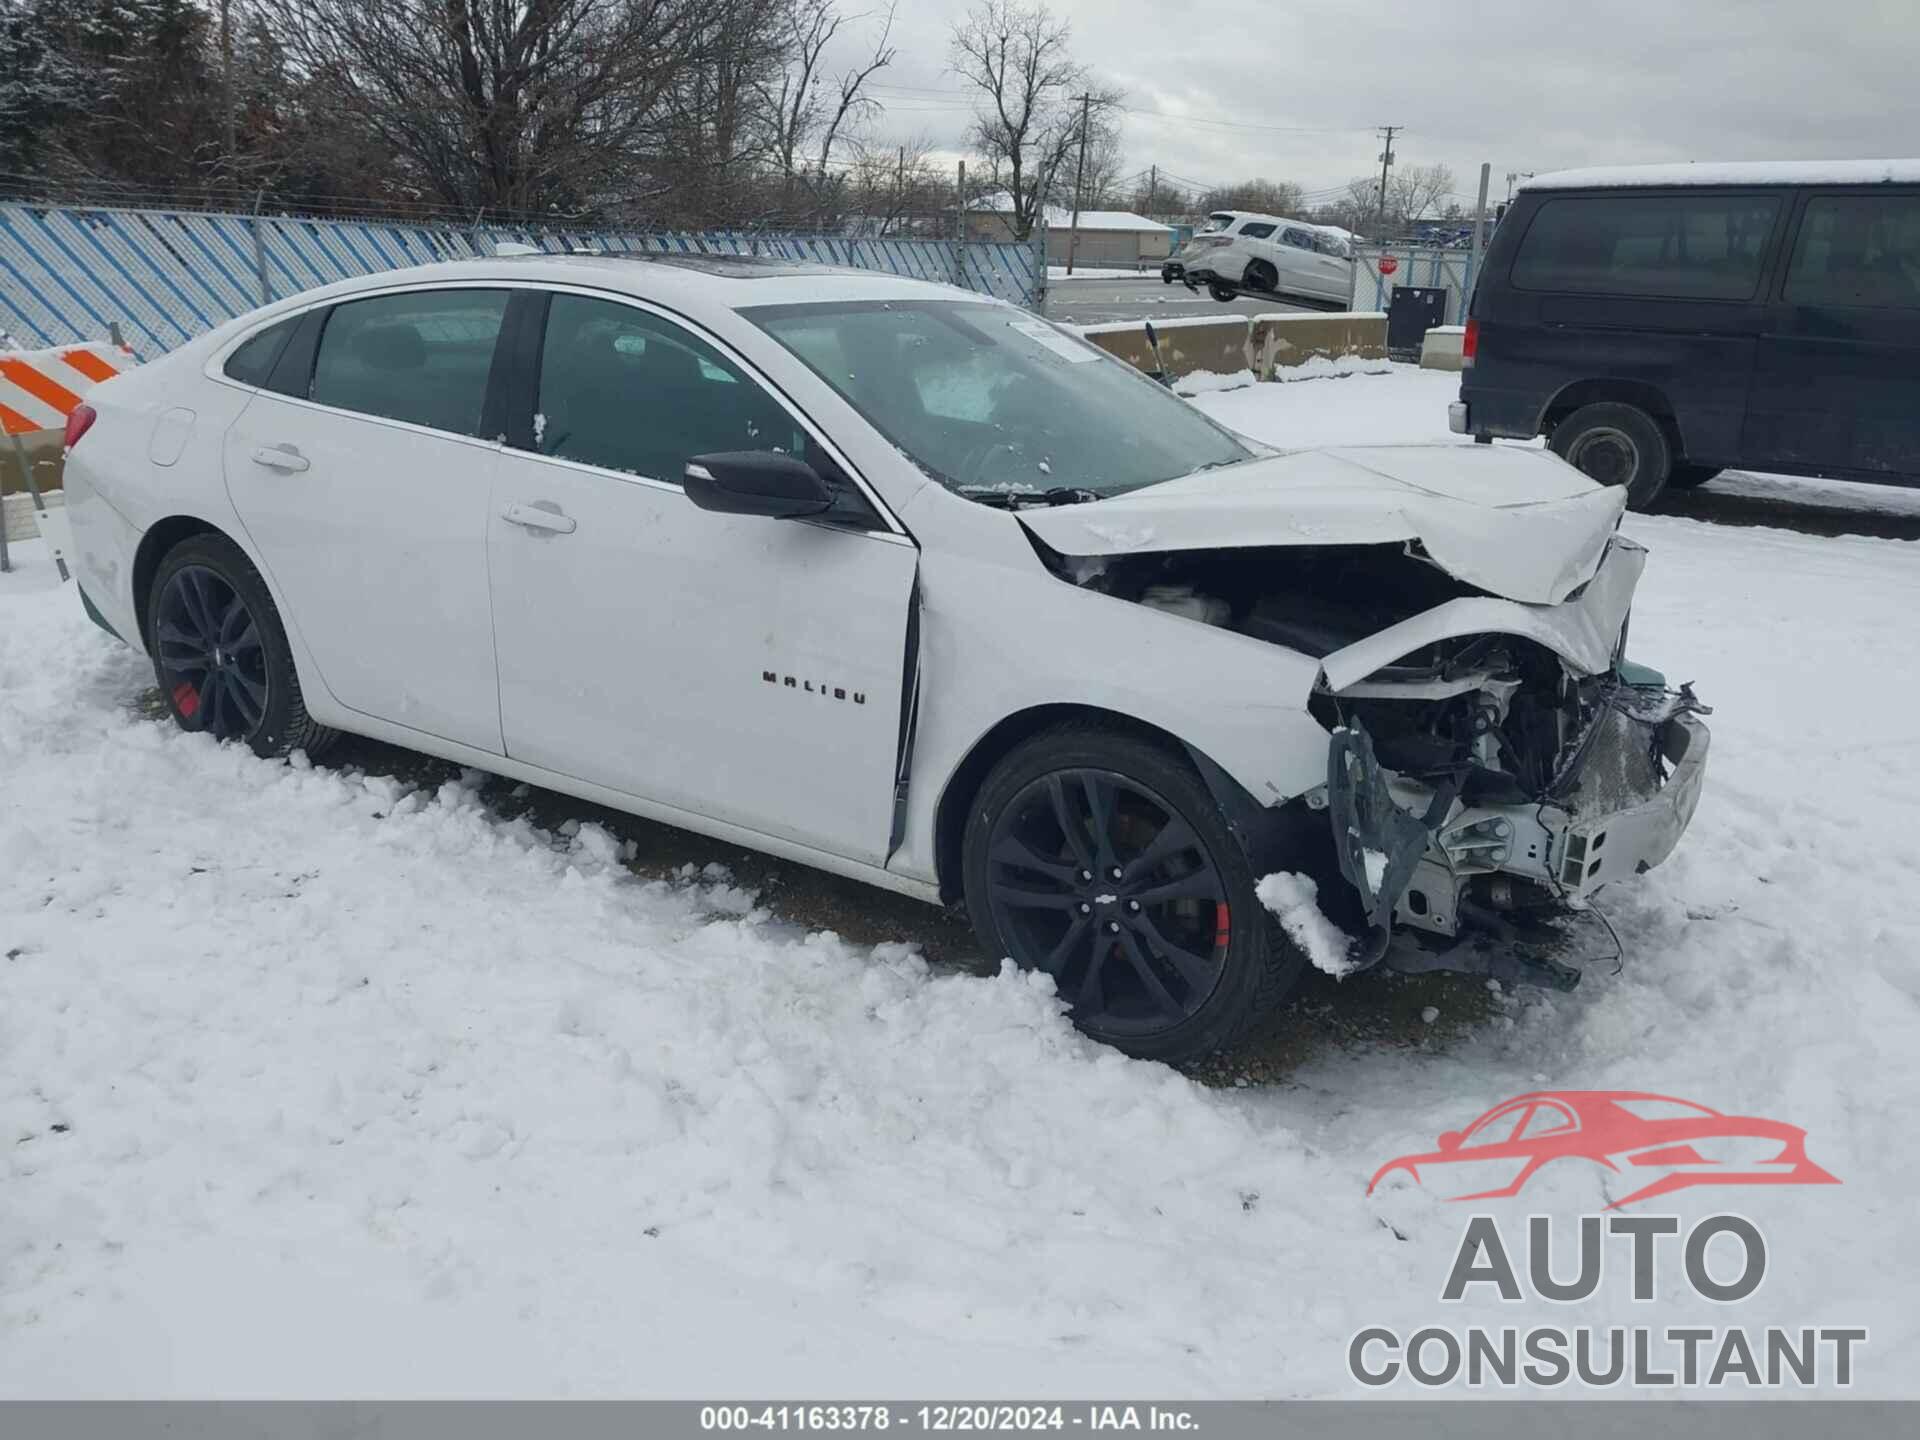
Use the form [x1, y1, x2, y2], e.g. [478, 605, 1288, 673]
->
[1161, 270, 1175, 285]
[962, 722, 1307, 1063]
[148, 531, 339, 761]
[1245, 260, 1278, 294]
[1549, 402, 1673, 509]
[1666, 464, 1721, 489]
[1208, 281, 1236, 303]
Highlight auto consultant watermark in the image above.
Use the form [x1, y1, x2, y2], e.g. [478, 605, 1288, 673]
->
[1351, 1091, 1861, 1390]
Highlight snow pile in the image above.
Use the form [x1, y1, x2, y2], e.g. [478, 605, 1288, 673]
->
[1172, 368, 1257, 397]
[1257, 872, 1357, 978]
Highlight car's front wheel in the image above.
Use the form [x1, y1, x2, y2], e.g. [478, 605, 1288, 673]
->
[1549, 402, 1672, 509]
[962, 723, 1306, 1062]
[148, 531, 338, 760]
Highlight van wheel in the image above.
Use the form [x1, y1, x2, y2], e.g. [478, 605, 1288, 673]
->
[1550, 403, 1672, 509]
[962, 723, 1306, 1063]
[1666, 465, 1721, 489]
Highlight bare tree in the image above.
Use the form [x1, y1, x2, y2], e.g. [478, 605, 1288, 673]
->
[845, 132, 936, 235]
[263, 0, 717, 217]
[1386, 161, 1455, 228]
[1196, 177, 1305, 219]
[949, 0, 1118, 240]
[759, 0, 896, 219]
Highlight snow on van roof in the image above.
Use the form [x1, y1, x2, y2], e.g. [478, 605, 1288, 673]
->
[1523, 160, 1920, 191]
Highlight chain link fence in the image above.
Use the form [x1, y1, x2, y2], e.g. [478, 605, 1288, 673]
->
[0, 202, 1047, 357]
[1348, 245, 1479, 325]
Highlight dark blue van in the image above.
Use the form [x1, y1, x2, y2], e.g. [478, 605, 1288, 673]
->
[1452, 161, 1920, 508]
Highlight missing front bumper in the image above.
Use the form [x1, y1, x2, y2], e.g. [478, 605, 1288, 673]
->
[1324, 711, 1711, 985]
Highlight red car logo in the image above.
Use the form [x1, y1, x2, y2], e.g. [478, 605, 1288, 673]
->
[1367, 1091, 1839, 1209]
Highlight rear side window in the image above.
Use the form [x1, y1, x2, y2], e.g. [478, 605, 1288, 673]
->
[1784, 194, 1920, 309]
[310, 289, 509, 437]
[222, 318, 296, 385]
[1237, 222, 1275, 239]
[1511, 193, 1782, 300]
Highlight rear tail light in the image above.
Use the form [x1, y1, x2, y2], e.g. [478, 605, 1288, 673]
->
[1462, 318, 1479, 367]
[63, 402, 97, 449]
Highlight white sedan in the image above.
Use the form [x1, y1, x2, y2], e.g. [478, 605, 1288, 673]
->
[61, 255, 1708, 1061]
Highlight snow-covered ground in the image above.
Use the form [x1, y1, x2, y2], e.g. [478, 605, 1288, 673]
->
[4, 368, 1918, 1398]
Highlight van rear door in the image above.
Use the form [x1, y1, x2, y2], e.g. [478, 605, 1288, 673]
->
[1743, 188, 1920, 478]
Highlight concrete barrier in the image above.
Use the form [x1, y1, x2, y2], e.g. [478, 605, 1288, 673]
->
[2, 427, 63, 496]
[1077, 316, 1251, 382]
[1420, 325, 1467, 372]
[1248, 311, 1387, 379]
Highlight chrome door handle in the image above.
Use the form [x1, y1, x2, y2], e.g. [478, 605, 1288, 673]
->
[250, 444, 309, 473]
[502, 501, 577, 534]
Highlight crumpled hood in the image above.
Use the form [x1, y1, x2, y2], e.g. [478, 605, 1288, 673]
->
[1017, 444, 1626, 605]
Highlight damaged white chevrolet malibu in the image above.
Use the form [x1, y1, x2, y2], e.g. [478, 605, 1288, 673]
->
[61, 255, 1709, 1062]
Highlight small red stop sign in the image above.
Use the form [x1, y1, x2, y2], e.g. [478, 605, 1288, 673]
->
[1378, 255, 1399, 276]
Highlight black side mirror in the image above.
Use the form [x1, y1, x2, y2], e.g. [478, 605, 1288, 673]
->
[683, 451, 833, 519]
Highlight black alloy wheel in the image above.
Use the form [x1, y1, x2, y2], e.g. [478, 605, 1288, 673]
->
[963, 725, 1306, 1061]
[147, 531, 338, 760]
[985, 767, 1229, 1037]
[155, 564, 269, 741]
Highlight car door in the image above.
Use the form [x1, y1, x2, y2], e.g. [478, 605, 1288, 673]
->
[222, 285, 511, 753]
[487, 289, 919, 865]
[1277, 228, 1322, 297]
[1742, 188, 1920, 476]
[1310, 233, 1354, 304]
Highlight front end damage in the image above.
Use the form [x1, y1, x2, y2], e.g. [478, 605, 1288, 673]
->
[1023, 474, 1712, 990]
[1320, 650, 1709, 988]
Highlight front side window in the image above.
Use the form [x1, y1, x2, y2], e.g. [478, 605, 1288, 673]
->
[309, 289, 508, 436]
[1511, 193, 1782, 300]
[533, 293, 815, 485]
[1519, 1104, 1576, 1140]
[1784, 194, 1920, 309]
[1238, 222, 1276, 240]
[744, 300, 1254, 500]
[1281, 228, 1315, 250]
[1312, 233, 1350, 258]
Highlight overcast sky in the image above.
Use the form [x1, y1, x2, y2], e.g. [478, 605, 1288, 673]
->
[831, 0, 1920, 210]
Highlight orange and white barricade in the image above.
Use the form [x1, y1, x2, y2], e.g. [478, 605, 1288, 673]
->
[1, 341, 139, 575]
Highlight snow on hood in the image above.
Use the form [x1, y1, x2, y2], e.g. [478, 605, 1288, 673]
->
[1016, 444, 1625, 605]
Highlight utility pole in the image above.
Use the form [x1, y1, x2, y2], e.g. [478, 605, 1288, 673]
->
[1065, 92, 1093, 276]
[1468, 161, 1491, 314]
[1375, 125, 1401, 238]
[1148, 164, 1158, 216]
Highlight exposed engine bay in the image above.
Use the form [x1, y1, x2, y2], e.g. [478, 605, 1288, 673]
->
[1039, 537, 1713, 989]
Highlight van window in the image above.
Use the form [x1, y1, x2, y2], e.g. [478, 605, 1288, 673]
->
[310, 289, 509, 436]
[1784, 194, 1920, 309]
[1511, 194, 1781, 300]
[1238, 222, 1276, 239]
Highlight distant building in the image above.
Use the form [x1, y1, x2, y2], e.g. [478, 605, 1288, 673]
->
[961, 194, 1176, 267]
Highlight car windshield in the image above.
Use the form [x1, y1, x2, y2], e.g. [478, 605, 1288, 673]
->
[743, 300, 1254, 500]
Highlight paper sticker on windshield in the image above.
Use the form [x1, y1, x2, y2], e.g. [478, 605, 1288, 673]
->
[1007, 319, 1098, 363]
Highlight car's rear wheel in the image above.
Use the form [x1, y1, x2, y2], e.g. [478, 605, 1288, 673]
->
[1549, 402, 1672, 509]
[1245, 260, 1278, 293]
[148, 532, 338, 760]
[1208, 281, 1236, 303]
[1665, 464, 1721, 489]
[962, 723, 1306, 1062]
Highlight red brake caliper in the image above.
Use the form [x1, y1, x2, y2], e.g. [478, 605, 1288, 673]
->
[172, 681, 200, 719]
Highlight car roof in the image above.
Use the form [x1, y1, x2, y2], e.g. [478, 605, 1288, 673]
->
[1523, 159, 1920, 192]
[258, 252, 996, 315]
[1478, 1090, 1720, 1115]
